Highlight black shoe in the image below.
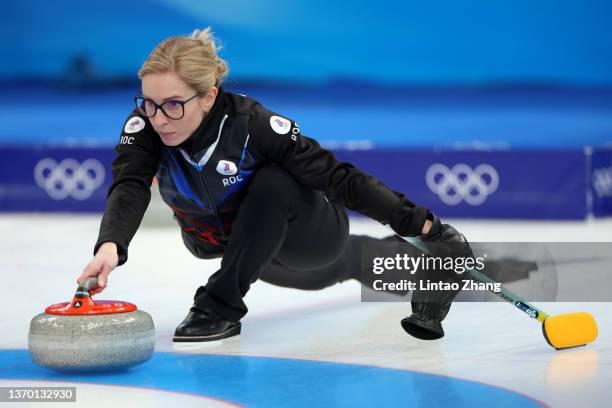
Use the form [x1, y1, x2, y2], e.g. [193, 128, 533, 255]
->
[401, 313, 445, 340]
[173, 306, 241, 342]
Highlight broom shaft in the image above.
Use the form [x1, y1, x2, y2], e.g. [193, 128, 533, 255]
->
[468, 268, 549, 322]
[396, 235, 550, 323]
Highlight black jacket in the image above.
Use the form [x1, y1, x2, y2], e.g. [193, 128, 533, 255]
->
[95, 88, 429, 264]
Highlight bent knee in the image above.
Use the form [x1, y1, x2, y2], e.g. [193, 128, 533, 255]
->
[247, 166, 301, 198]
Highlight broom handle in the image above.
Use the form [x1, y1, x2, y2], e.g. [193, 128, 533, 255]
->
[397, 235, 550, 323]
[467, 267, 549, 322]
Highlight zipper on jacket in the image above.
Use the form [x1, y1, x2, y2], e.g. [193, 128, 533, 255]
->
[178, 114, 229, 240]
[191, 153, 227, 239]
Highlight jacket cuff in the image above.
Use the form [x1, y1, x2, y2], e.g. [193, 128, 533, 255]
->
[389, 193, 430, 237]
[94, 240, 128, 266]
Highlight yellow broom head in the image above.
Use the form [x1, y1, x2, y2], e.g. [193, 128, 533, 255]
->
[543, 312, 598, 350]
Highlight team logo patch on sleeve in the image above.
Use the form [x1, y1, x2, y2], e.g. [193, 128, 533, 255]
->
[216, 160, 238, 176]
[124, 116, 145, 134]
[270, 115, 292, 135]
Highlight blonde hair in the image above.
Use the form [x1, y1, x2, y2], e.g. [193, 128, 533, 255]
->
[138, 27, 229, 92]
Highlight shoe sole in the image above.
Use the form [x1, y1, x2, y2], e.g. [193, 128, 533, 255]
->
[173, 322, 241, 342]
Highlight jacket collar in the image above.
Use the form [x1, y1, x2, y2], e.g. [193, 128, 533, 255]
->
[175, 86, 227, 154]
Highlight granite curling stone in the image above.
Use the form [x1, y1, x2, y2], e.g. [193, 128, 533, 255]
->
[28, 277, 155, 372]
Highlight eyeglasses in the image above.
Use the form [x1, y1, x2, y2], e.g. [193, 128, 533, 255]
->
[134, 93, 201, 120]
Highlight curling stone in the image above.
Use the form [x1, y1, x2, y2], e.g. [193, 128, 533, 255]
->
[28, 277, 155, 372]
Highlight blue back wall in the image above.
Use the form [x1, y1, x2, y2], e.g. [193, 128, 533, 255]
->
[2, 0, 612, 85]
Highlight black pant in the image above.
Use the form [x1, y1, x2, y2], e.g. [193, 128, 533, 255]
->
[188, 166, 415, 322]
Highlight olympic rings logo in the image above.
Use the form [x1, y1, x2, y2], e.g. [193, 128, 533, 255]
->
[34, 158, 106, 200]
[426, 163, 499, 206]
[592, 166, 612, 198]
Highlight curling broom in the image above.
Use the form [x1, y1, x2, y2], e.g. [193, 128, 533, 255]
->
[398, 235, 598, 350]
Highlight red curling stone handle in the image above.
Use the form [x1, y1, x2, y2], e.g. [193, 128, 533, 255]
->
[45, 277, 137, 315]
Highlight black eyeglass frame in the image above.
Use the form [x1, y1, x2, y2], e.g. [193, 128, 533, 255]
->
[134, 93, 202, 120]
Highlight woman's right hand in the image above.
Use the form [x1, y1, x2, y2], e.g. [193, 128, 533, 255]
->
[77, 242, 119, 295]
